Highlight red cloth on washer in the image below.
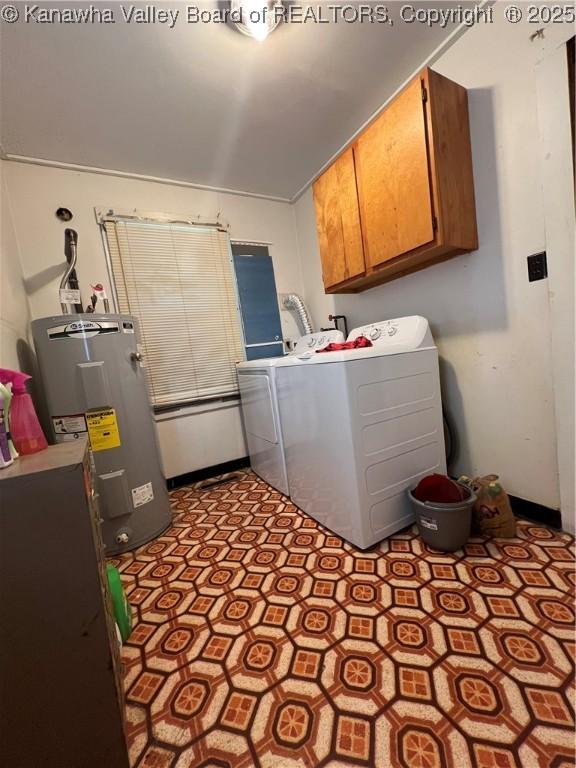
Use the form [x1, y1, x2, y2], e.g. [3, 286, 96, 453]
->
[316, 336, 373, 353]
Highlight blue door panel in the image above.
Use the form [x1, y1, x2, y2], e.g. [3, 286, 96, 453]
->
[233, 252, 283, 346]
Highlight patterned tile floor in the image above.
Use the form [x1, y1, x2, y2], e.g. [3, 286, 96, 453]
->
[110, 472, 576, 768]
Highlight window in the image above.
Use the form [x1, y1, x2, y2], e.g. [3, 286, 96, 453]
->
[102, 216, 245, 408]
[231, 243, 284, 360]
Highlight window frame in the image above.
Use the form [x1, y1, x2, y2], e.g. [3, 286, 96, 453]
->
[97, 208, 247, 410]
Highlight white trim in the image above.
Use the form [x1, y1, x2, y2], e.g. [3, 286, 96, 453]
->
[153, 397, 241, 423]
[535, 33, 576, 533]
[245, 341, 283, 348]
[98, 218, 120, 313]
[231, 239, 274, 247]
[1, 153, 291, 204]
[94, 206, 227, 230]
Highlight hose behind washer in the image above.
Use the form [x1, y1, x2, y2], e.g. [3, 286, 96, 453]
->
[283, 294, 314, 335]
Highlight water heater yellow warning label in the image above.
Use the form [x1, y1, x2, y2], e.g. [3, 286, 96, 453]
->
[86, 408, 121, 452]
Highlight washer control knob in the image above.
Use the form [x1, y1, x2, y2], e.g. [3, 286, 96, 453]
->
[387, 326, 398, 336]
[369, 328, 382, 340]
[307, 338, 316, 348]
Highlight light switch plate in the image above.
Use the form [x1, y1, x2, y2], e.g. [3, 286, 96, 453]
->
[527, 252, 548, 282]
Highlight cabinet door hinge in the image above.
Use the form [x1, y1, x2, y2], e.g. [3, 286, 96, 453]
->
[432, 215, 438, 231]
[421, 85, 428, 103]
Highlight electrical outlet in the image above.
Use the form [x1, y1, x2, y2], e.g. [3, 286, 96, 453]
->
[527, 252, 548, 282]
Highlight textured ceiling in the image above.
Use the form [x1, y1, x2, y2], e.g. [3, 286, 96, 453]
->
[1, 1, 474, 198]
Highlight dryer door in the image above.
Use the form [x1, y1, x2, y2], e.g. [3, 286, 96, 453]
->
[238, 371, 288, 495]
[239, 373, 278, 444]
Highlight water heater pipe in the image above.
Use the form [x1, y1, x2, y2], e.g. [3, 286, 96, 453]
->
[282, 293, 314, 335]
[59, 228, 80, 314]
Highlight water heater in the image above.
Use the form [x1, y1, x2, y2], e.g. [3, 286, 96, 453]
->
[32, 313, 171, 554]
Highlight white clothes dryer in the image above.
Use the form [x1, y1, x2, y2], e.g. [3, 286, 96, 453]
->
[276, 316, 446, 547]
[237, 330, 344, 495]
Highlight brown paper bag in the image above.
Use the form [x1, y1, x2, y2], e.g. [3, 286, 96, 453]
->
[459, 475, 516, 538]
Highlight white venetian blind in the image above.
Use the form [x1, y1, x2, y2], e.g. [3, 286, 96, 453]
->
[103, 218, 245, 407]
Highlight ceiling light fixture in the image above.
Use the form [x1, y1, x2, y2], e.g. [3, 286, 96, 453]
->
[231, 0, 285, 42]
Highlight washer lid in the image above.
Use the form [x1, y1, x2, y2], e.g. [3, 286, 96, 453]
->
[275, 316, 434, 366]
[237, 355, 286, 371]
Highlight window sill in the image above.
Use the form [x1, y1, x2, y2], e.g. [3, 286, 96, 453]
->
[153, 395, 241, 422]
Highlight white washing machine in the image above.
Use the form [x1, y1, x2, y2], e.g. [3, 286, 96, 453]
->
[276, 316, 446, 548]
[237, 330, 344, 495]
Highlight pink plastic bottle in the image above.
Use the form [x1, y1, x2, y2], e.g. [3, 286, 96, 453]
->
[0, 369, 48, 455]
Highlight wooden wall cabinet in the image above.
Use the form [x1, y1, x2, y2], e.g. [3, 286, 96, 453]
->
[312, 147, 366, 290]
[313, 68, 478, 294]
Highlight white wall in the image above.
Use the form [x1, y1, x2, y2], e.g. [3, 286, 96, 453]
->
[0, 160, 31, 370]
[3, 161, 304, 476]
[3, 162, 304, 337]
[294, 8, 566, 510]
[534, 29, 576, 532]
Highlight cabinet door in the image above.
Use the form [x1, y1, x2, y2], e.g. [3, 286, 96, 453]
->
[355, 77, 435, 268]
[313, 147, 365, 290]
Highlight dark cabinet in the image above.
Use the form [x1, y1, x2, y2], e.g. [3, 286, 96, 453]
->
[0, 440, 129, 768]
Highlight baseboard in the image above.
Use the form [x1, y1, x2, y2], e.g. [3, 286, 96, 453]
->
[166, 467, 563, 531]
[448, 473, 563, 531]
[166, 457, 251, 490]
[509, 495, 562, 530]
